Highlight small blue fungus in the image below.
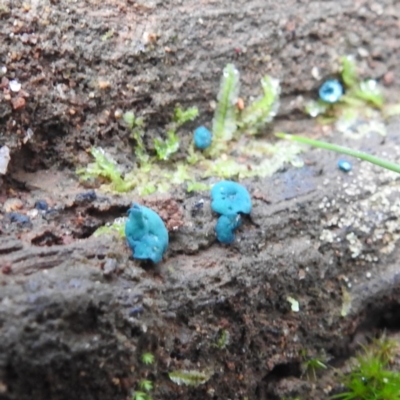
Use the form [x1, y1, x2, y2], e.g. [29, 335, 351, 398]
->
[215, 214, 242, 244]
[194, 126, 212, 150]
[129, 305, 144, 316]
[211, 180, 252, 216]
[34, 200, 48, 211]
[338, 159, 352, 172]
[75, 190, 97, 203]
[211, 180, 252, 244]
[319, 79, 343, 104]
[125, 203, 169, 264]
[6, 212, 31, 226]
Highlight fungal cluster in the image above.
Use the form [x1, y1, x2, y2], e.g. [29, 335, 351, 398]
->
[210, 180, 252, 244]
[125, 180, 252, 263]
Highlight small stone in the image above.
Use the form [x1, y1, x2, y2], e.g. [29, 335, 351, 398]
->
[4, 198, 23, 212]
[11, 96, 26, 110]
[9, 79, 21, 92]
[383, 71, 394, 86]
[0, 145, 11, 174]
[103, 258, 117, 275]
[114, 109, 123, 119]
[311, 66, 320, 80]
[357, 47, 369, 58]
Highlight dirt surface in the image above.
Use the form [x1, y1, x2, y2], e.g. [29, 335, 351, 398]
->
[1, 1, 400, 400]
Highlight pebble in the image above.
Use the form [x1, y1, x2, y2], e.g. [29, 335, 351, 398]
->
[3, 198, 23, 212]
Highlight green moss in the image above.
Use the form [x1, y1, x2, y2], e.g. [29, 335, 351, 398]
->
[78, 66, 304, 196]
[239, 75, 280, 134]
[214, 329, 230, 349]
[340, 56, 358, 88]
[141, 352, 155, 365]
[332, 337, 400, 400]
[212, 63, 240, 144]
[300, 349, 328, 381]
[76, 147, 133, 192]
[154, 105, 199, 161]
[93, 217, 126, 238]
[123, 111, 148, 164]
[132, 392, 152, 400]
[154, 129, 180, 161]
[139, 380, 153, 392]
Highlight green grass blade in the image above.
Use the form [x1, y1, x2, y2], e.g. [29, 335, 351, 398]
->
[275, 133, 400, 174]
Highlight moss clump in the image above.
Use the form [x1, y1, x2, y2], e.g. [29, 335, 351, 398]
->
[78, 65, 302, 196]
[332, 336, 400, 400]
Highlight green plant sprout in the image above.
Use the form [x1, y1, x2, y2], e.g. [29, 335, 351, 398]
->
[132, 391, 152, 400]
[300, 349, 328, 381]
[209, 64, 280, 156]
[275, 133, 400, 174]
[76, 147, 133, 192]
[154, 129, 180, 161]
[78, 66, 301, 196]
[133, 379, 153, 400]
[239, 75, 280, 135]
[212, 63, 240, 143]
[332, 336, 400, 400]
[214, 329, 230, 349]
[123, 111, 148, 164]
[141, 352, 155, 365]
[93, 217, 126, 238]
[139, 379, 153, 392]
[154, 105, 199, 160]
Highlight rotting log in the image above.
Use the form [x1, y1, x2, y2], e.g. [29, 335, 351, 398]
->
[1, 126, 400, 399]
[1, 0, 400, 399]
[1, 0, 399, 168]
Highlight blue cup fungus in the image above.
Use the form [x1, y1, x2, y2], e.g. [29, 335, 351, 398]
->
[211, 180, 252, 244]
[319, 79, 343, 104]
[211, 180, 252, 216]
[125, 203, 169, 264]
[194, 126, 212, 150]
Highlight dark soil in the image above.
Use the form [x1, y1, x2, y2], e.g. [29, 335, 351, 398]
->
[1, 1, 400, 400]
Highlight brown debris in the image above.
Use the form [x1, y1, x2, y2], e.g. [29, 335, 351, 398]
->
[144, 195, 184, 231]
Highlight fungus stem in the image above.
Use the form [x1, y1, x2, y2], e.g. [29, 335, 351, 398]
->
[275, 132, 400, 174]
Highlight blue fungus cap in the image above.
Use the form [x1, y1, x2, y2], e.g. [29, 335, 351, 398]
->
[211, 180, 252, 216]
[34, 200, 48, 211]
[215, 214, 242, 244]
[338, 159, 352, 172]
[194, 126, 212, 150]
[125, 204, 169, 264]
[319, 79, 343, 104]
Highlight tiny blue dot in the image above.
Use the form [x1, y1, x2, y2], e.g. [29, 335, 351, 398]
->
[319, 79, 343, 104]
[35, 200, 48, 211]
[194, 126, 212, 150]
[338, 160, 352, 172]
